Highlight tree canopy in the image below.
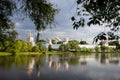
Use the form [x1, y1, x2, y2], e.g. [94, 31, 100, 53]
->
[72, 0, 120, 30]
[19, 0, 57, 31]
[0, 0, 17, 42]
[79, 40, 88, 45]
[0, 0, 57, 42]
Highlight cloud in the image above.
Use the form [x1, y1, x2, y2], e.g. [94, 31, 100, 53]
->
[15, 22, 21, 27]
[13, 0, 119, 44]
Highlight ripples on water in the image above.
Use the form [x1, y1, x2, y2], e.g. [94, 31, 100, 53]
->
[0, 53, 120, 80]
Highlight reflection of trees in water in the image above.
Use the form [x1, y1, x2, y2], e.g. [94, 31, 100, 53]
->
[47, 54, 86, 71]
[0, 56, 14, 69]
[26, 54, 45, 77]
[100, 53, 106, 64]
[0, 53, 120, 72]
[47, 54, 61, 71]
[79, 55, 87, 69]
[100, 53, 120, 64]
[47, 54, 69, 71]
[34, 54, 45, 77]
[68, 54, 80, 66]
[0, 55, 45, 77]
[14, 56, 30, 67]
[0, 56, 31, 69]
[59, 54, 80, 66]
[95, 53, 100, 61]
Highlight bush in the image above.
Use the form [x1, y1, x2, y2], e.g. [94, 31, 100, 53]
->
[5, 40, 32, 54]
[32, 46, 40, 52]
[100, 46, 109, 52]
[94, 46, 100, 52]
[59, 44, 66, 51]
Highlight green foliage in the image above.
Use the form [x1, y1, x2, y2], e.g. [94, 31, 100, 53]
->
[0, 0, 17, 43]
[0, 0, 57, 44]
[1, 40, 32, 55]
[59, 44, 66, 52]
[66, 40, 80, 51]
[59, 40, 80, 52]
[72, 0, 120, 29]
[37, 39, 46, 45]
[8, 40, 23, 55]
[52, 40, 56, 44]
[79, 40, 88, 44]
[9, 40, 45, 54]
[100, 46, 109, 52]
[94, 46, 100, 52]
[21, 41, 30, 52]
[57, 41, 63, 44]
[109, 41, 119, 46]
[32, 46, 40, 52]
[109, 41, 120, 51]
[19, 0, 57, 31]
[37, 41, 47, 53]
[79, 47, 94, 52]
[39, 45, 46, 53]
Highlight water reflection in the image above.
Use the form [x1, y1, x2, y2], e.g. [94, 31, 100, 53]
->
[0, 53, 120, 80]
[99, 53, 120, 65]
[27, 58, 35, 76]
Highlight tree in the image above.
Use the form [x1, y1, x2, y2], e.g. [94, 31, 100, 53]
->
[66, 40, 80, 51]
[0, 0, 17, 42]
[19, 0, 57, 31]
[59, 44, 66, 52]
[79, 40, 88, 45]
[72, 0, 120, 30]
[0, 0, 57, 43]
[32, 46, 40, 52]
[109, 41, 119, 46]
[52, 39, 56, 44]
[57, 41, 63, 44]
[93, 32, 120, 44]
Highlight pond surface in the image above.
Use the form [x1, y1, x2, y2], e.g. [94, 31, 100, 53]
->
[0, 53, 120, 80]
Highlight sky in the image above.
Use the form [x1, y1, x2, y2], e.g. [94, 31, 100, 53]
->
[13, 0, 120, 44]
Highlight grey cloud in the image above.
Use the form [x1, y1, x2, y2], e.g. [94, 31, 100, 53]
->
[13, 0, 120, 44]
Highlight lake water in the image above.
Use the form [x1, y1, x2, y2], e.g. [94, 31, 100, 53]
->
[0, 53, 120, 80]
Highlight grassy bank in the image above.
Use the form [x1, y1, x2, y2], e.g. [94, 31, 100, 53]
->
[46, 51, 77, 55]
[0, 51, 73, 56]
[0, 51, 120, 56]
[0, 52, 11, 56]
[0, 52, 42, 56]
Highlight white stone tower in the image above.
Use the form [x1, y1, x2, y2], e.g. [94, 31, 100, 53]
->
[27, 31, 35, 46]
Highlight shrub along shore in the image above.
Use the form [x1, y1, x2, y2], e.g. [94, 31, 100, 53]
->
[0, 40, 120, 56]
[0, 51, 120, 57]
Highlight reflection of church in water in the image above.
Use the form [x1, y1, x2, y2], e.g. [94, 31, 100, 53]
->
[26, 58, 40, 77]
[25, 54, 120, 78]
[46, 55, 69, 71]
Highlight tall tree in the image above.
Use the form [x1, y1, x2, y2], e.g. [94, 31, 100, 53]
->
[19, 0, 57, 31]
[0, 0, 57, 42]
[0, 0, 17, 42]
